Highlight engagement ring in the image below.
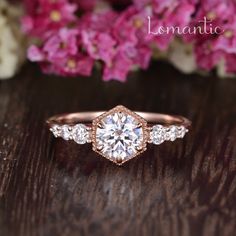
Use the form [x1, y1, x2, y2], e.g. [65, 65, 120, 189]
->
[47, 105, 191, 165]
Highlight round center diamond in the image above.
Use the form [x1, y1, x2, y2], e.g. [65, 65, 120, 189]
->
[95, 111, 144, 163]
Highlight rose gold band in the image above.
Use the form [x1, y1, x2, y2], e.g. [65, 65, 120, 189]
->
[47, 111, 191, 127]
[47, 106, 191, 165]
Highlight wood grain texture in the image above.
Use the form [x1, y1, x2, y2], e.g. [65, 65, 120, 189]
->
[0, 62, 236, 236]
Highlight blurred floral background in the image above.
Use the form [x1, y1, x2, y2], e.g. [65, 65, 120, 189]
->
[1, 0, 236, 81]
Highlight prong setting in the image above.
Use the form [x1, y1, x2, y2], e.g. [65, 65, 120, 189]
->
[92, 105, 148, 165]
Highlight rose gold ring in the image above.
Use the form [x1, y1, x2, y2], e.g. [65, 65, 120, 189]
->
[47, 105, 191, 165]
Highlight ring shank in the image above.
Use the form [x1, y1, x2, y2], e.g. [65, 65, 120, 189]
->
[47, 111, 191, 127]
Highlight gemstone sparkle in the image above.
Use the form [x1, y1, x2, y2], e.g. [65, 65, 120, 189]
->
[72, 124, 89, 144]
[150, 125, 188, 144]
[95, 110, 145, 163]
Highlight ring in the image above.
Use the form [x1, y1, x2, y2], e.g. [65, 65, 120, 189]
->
[47, 105, 191, 165]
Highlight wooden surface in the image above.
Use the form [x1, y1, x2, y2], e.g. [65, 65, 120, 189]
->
[0, 62, 236, 236]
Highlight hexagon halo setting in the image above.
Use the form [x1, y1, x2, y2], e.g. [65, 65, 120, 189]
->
[92, 105, 149, 165]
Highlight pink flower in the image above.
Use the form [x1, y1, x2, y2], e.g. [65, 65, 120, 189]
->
[184, 0, 235, 43]
[185, 0, 236, 72]
[112, 6, 141, 45]
[196, 0, 235, 23]
[132, 45, 152, 69]
[27, 27, 94, 77]
[118, 42, 152, 70]
[194, 42, 223, 71]
[50, 56, 94, 76]
[212, 17, 236, 54]
[43, 28, 79, 61]
[81, 31, 116, 65]
[28, 28, 80, 62]
[79, 10, 118, 33]
[22, 0, 77, 39]
[103, 41, 152, 81]
[27, 45, 45, 62]
[41, 55, 94, 77]
[103, 52, 133, 82]
[133, 0, 194, 19]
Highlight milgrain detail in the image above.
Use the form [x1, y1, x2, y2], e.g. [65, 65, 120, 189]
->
[91, 105, 149, 165]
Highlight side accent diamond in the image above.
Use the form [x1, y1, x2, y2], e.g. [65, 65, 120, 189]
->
[50, 124, 90, 144]
[177, 126, 188, 138]
[50, 125, 61, 138]
[72, 124, 89, 144]
[150, 125, 165, 145]
[61, 125, 72, 140]
[150, 125, 188, 145]
[165, 126, 177, 141]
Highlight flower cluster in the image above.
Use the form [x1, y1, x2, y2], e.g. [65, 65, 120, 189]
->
[22, 0, 236, 81]
[184, 0, 236, 77]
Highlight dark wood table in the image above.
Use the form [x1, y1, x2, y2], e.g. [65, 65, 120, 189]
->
[0, 62, 236, 236]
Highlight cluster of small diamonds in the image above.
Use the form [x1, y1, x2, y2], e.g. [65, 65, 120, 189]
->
[149, 125, 188, 145]
[50, 124, 90, 144]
